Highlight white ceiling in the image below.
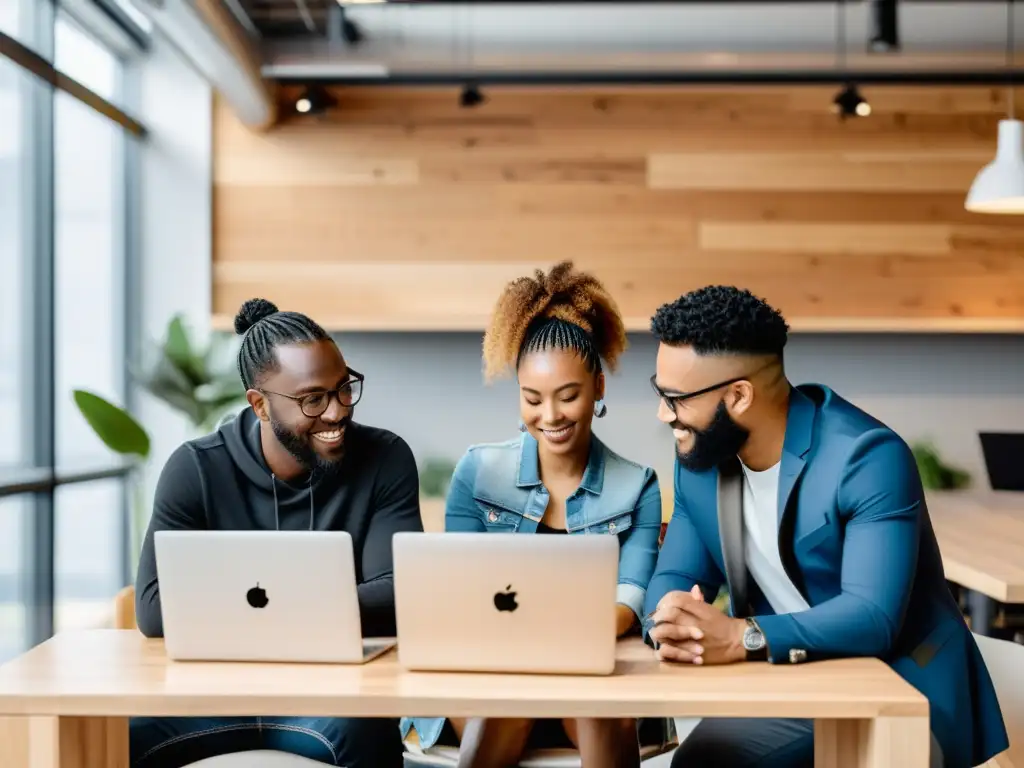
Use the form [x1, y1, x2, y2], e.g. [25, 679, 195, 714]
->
[261, 2, 1024, 78]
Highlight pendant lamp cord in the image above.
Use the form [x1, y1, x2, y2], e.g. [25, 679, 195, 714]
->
[836, 0, 846, 77]
[1009, 0, 1016, 119]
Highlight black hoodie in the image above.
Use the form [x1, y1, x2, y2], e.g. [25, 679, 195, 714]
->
[134, 407, 422, 638]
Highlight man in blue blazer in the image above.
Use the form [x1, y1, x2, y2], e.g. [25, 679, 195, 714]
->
[643, 286, 1007, 768]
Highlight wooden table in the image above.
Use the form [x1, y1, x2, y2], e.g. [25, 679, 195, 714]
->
[0, 629, 929, 768]
[928, 491, 1024, 634]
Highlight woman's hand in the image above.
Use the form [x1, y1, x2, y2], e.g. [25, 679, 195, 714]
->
[615, 604, 638, 637]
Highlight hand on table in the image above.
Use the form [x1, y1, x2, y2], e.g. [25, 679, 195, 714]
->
[648, 585, 747, 666]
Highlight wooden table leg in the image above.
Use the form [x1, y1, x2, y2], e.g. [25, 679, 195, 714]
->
[815, 716, 931, 767]
[0, 715, 128, 768]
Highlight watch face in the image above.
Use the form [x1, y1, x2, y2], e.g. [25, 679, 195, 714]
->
[743, 626, 765, 651]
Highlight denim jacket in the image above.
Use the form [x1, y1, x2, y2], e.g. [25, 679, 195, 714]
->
[399, 431, 662, 750]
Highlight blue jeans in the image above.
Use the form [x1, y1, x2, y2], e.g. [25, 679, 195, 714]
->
[670, 717, 944, 768]
[130, 716, 404, 768]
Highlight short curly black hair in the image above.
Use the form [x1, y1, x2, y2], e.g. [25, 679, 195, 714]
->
[650, 285, 789, 357]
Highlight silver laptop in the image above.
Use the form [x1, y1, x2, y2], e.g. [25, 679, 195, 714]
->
[393, 532, 619, 675]
[154, 530, 395, 663]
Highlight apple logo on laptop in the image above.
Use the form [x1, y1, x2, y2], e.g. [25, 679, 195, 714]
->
[246, 582, 269, 609]
[493, 585, 518, 613]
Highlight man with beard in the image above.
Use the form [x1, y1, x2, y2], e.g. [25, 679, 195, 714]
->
[130, 298, 420, 768]
[642, 286, 1007, 768]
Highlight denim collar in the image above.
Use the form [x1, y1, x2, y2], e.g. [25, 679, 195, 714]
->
[516, 431, 606, 495]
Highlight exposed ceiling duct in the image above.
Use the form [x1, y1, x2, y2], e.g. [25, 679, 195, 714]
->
[250, 1, 1024, 85]
[128, 0, 277, 128]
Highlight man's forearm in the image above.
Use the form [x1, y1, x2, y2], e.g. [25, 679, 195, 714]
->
[754, 594, 895, 664]
[357, 575, 397, 637]
[135, 584, 164, 638]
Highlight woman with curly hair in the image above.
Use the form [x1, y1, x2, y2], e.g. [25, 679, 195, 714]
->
[401, 262, 663, 768]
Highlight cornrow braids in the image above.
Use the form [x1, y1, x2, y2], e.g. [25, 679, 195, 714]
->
[234, 298, 331, 390]
[482, 261, 628, 382]
[518, 317, 601, 374]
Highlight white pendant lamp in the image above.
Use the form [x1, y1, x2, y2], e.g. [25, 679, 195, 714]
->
[965, 120, 1024, 213]
[966, 0, 1024, 213]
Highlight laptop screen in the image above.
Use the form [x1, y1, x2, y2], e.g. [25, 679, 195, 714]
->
[978, 432, 1024, 492]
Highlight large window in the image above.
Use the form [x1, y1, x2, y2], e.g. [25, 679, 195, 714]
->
[0, 0, 37, 47]
[53, 14, 128, 631]
[0, 56, 32, 471]
[0, 46, 41, 666]
[0, 0, 147, 660]
[0, 497, 30, 662]
[54, 12, 125, 470]
[54, 480, 126, 632]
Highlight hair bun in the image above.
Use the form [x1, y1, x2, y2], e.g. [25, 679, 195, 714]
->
[234, 298, 279, 334]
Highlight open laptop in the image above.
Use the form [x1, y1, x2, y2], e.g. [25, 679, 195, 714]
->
[392, 532, 619, 675]
[979, 432, 1024, 491]
[154, 530, 395, 663]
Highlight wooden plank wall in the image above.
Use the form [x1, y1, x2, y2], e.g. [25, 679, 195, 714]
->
[211, 86, 1024, 332]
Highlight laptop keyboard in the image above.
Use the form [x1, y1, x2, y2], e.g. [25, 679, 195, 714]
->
[362, 639, 393, 658]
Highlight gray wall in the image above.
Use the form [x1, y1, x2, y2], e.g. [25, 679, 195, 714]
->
[335, 332, 1024, 492]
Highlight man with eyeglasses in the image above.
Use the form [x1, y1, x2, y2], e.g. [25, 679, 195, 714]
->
[642, 286, 1006, 768]
[131, 298, 420, 768]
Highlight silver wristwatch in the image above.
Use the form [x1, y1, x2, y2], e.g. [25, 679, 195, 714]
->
[742, 618, 767, 660]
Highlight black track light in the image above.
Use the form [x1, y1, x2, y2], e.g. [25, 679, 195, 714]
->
[868, 0, 900, 53]
[459, 83, 485, 108]
[295, 85, 336, 116]
[340, 8, 363, 44]
[832, 83, 871, 119]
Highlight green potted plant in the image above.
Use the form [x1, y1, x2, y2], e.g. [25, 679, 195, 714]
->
[419, 457, 457, 500]
[71, 390, 151, 572]
[73, 314, 248, 571]
[418, 456, 456, 532]
[133, 314, 247, 433]
[911, 441, 971, 491]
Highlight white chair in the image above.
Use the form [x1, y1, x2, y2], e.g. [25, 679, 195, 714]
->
[185, 753, 326, 767]
[973, 633, 1024, 768]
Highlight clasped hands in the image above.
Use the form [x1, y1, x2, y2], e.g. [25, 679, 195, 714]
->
[647, 585, 747, 666]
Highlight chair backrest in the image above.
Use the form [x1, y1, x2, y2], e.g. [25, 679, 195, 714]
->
[974, 633, 1024, 768]
[114, 585, 137, 631]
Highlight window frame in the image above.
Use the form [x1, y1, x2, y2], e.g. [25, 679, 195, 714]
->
[0, 0, 147, 655]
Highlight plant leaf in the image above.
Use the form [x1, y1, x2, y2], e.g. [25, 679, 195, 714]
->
[73, 390, 150, 458]
[163, 315, 193, 371]
[164, 315, 211, 386]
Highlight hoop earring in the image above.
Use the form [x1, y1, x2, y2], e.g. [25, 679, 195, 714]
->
[594, 400, 607, 418]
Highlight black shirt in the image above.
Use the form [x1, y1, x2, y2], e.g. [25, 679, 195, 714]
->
[134, 408, 423, 638]
[537, 522, 567, 534]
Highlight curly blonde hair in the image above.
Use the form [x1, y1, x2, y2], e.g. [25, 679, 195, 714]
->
[482, 261, 628, 382]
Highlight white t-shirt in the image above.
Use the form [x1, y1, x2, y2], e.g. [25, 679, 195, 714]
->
[740, 460, 810, 615]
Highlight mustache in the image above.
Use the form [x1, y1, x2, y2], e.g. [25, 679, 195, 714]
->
[315, 413, 352, 430]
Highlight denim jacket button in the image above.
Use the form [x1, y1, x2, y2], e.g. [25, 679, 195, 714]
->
[488, 511, 498, 522]
[608, 521, 616, 531]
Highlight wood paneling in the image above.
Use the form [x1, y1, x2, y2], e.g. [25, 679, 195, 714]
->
[212, 86, 1024, 332]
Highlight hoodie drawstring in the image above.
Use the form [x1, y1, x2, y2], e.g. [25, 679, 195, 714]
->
[270, 474, 315, 531]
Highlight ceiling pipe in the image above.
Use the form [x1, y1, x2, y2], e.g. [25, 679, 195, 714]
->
[132, 0, 277, 129]
[269, 68, 1024, 86]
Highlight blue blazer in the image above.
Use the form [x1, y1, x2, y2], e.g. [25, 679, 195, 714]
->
[644, 384, 1008, 768]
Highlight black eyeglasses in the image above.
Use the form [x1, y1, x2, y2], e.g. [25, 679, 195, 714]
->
[260, 369, 365, 418]
[650, 361, 776, 414]
[650, 374, 746, 414]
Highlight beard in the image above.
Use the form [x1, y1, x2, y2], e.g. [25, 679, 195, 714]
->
[271, 413, 351, 479]
[674, 400, 750, 472]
